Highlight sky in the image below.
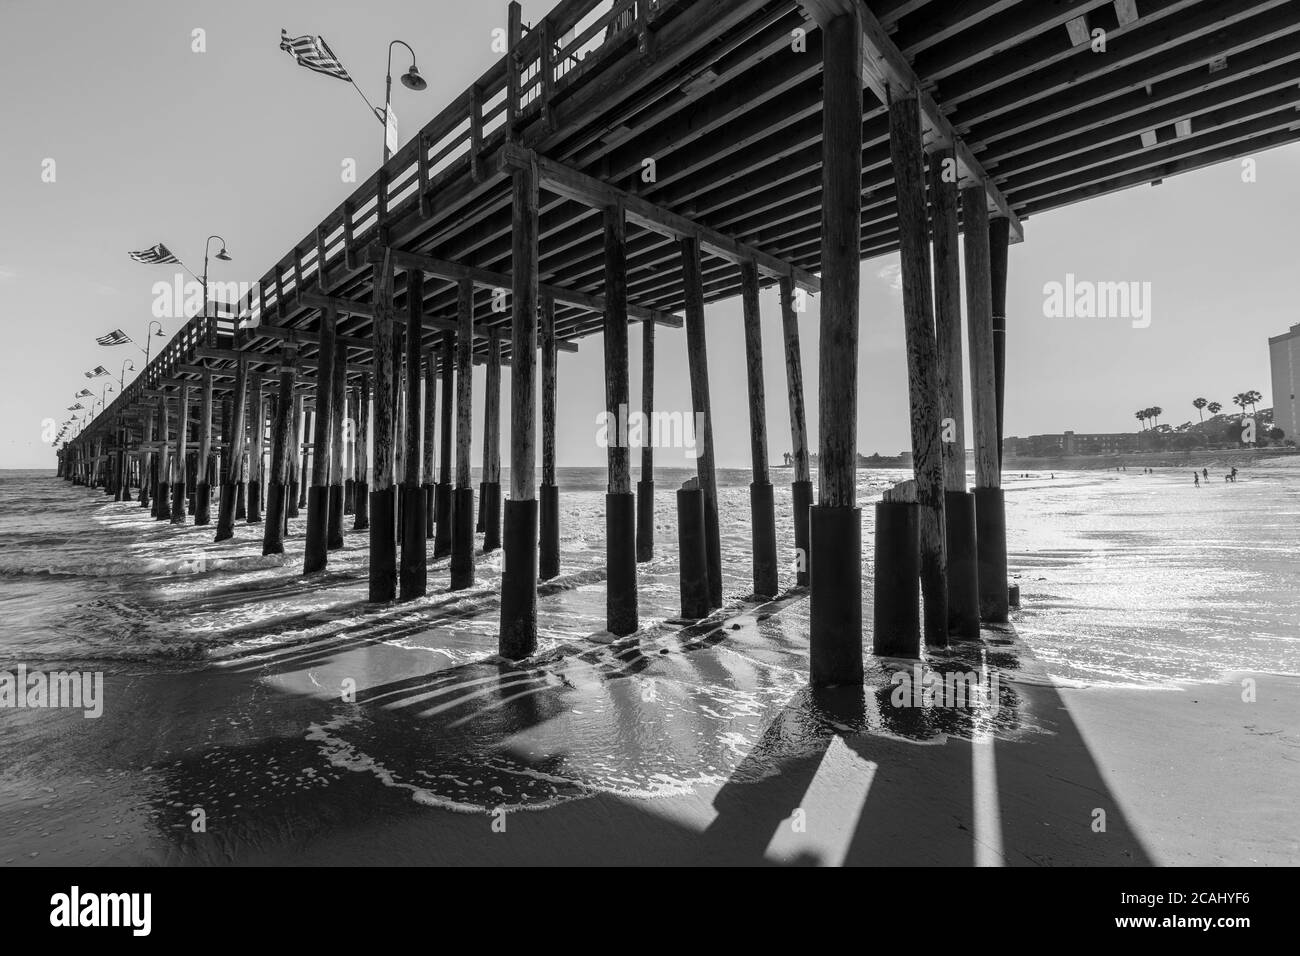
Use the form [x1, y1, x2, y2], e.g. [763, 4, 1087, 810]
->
[1, 0, 1297, 470]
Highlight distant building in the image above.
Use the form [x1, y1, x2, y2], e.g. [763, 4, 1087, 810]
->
[1269, 322, 1300, 442]
[1003, 430, 1139, 458]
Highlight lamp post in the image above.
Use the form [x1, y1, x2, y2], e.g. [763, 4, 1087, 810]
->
[143, 320, 166, 367]
[202, 236, 232, 336]
[383, 40, 427, 162]
[120, 359, 135, 390]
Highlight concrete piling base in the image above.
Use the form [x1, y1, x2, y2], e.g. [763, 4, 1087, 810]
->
[539, 483, 559, 581]
[873, 500, 920, 658]
[974, 487, 1009, 623]
[676, 486, 711, 621]
[944, 490, 981, 640]
[450, 487, 476, 591]
[498, 498, 538, 659]
[606, 491, 637, 636]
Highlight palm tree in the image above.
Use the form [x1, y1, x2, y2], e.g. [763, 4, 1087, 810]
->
[1208, 401, 1222, 416]
[1232, 393, 1248, 415]
[1135, 410, 1148, 430]
[1150, 406, 1163, 427]
[1247, 389, 1262, 414]
[1193, 397, 1207, 421]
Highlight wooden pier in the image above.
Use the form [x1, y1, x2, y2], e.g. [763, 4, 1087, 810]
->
[62, 0, 1300, 680]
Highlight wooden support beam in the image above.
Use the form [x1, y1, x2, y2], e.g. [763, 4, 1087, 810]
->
[680, 236, 722, 611]
[604, 204, 637, 636]
[540, 292, 560, 580]
[450, 277, 476, 590]
[500, 143, 822, 294]
[635, 304, 653, 564]
[850, 0, 1024, 242]
[499, 158, 539, 659]
[216, 358, 246, 540]
[931, 146, 980, 640]
[327, 341, 347, 550]
[170, 383, 190, 524]
[778, 275, 812, 587]
[401, 269, 427, 598]
[263, 344, 297, 555]
[304, 303, 336, 573]
[353, 371, 371, 531]
[889, 91, 948, 651]
[962, 185, 1009, 625]
[482, 328, 502, 551]
[434, 333, 455, 560]
[370, 256, 398, 599]
[377, 246, 677, 331]
[741, 260, 778, 599]
[810, 8, 864, 686]
[247, 370, 265, 524]
[195, 367, 213, 525]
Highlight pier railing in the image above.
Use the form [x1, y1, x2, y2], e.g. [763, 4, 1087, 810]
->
[85, 0, 659, 442]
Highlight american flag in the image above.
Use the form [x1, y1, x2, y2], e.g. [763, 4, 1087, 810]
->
[280, 29, 351, 81]
[96, 328, 132, 346]
[128, 243, 179, 265]
[67, 403, 84, 411]
[75, 388, 92, 397]
[84, 366, 109, 378]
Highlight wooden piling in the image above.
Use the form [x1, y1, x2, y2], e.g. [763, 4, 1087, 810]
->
[499, 160, 539, 659]
[888, 92, 948, 651]
[963, 187, 1009, 623]
[539, 292, 560, 580]
[450, 277, 476, 590]
[195, 367, 213, 525]
[930, 148, 980, 639]
[422, 351, 436, 539]
[215, 356, 248, 541]
[604, 204, 637, 636]
[634, 314, 653, 564]
[990, 215, 1010, 469]
[170, 384, 189, 524]
[328, 346, 347, 550]
[778, 276, 812, 587]
[741, 260, 778, 599]
[353, 372, 370, 530]
[139, 406, 154, 509]
[810, 9, 864, 686]
[401, 269, 428, 599]
[369, 262, 397, 600]
[154, 397, 169, 520]
[288, 394, 303, 519]
[429, 333, 452, 558]
[263, 345, 297, 555]
[680, 236, 722, 610]
[304, 303, 337, 574]
[247, 371, 265, 523]
[482, 329, 503, 552]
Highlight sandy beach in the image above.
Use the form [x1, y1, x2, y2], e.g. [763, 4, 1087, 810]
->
[2, 462, 1297, 866]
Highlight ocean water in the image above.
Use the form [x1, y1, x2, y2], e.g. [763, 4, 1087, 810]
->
[1, 463, 1297, 685]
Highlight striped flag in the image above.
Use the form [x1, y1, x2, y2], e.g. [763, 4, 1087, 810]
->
[128, 243, 179, 265]
[74, 388, 92, 397]
[280, 29, 351, 81]
[67, 403, 84, 411]
[84, 366, 109, 378]
[96, 328, 132, 347]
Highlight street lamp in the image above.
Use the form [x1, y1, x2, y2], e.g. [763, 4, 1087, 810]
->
[384, 40, 427, 162]
[120, 359, 135, 390]
[203, 235, 232, 322]
[143, 320, 166, 367]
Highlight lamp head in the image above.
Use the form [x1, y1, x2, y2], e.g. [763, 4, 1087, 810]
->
[215, 247, 232, 261]
[401, 65, 427, 91]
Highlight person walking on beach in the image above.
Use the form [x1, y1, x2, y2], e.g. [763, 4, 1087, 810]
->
[1202, 468, 1209, 481]
[1193, 472, 1200, 487]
